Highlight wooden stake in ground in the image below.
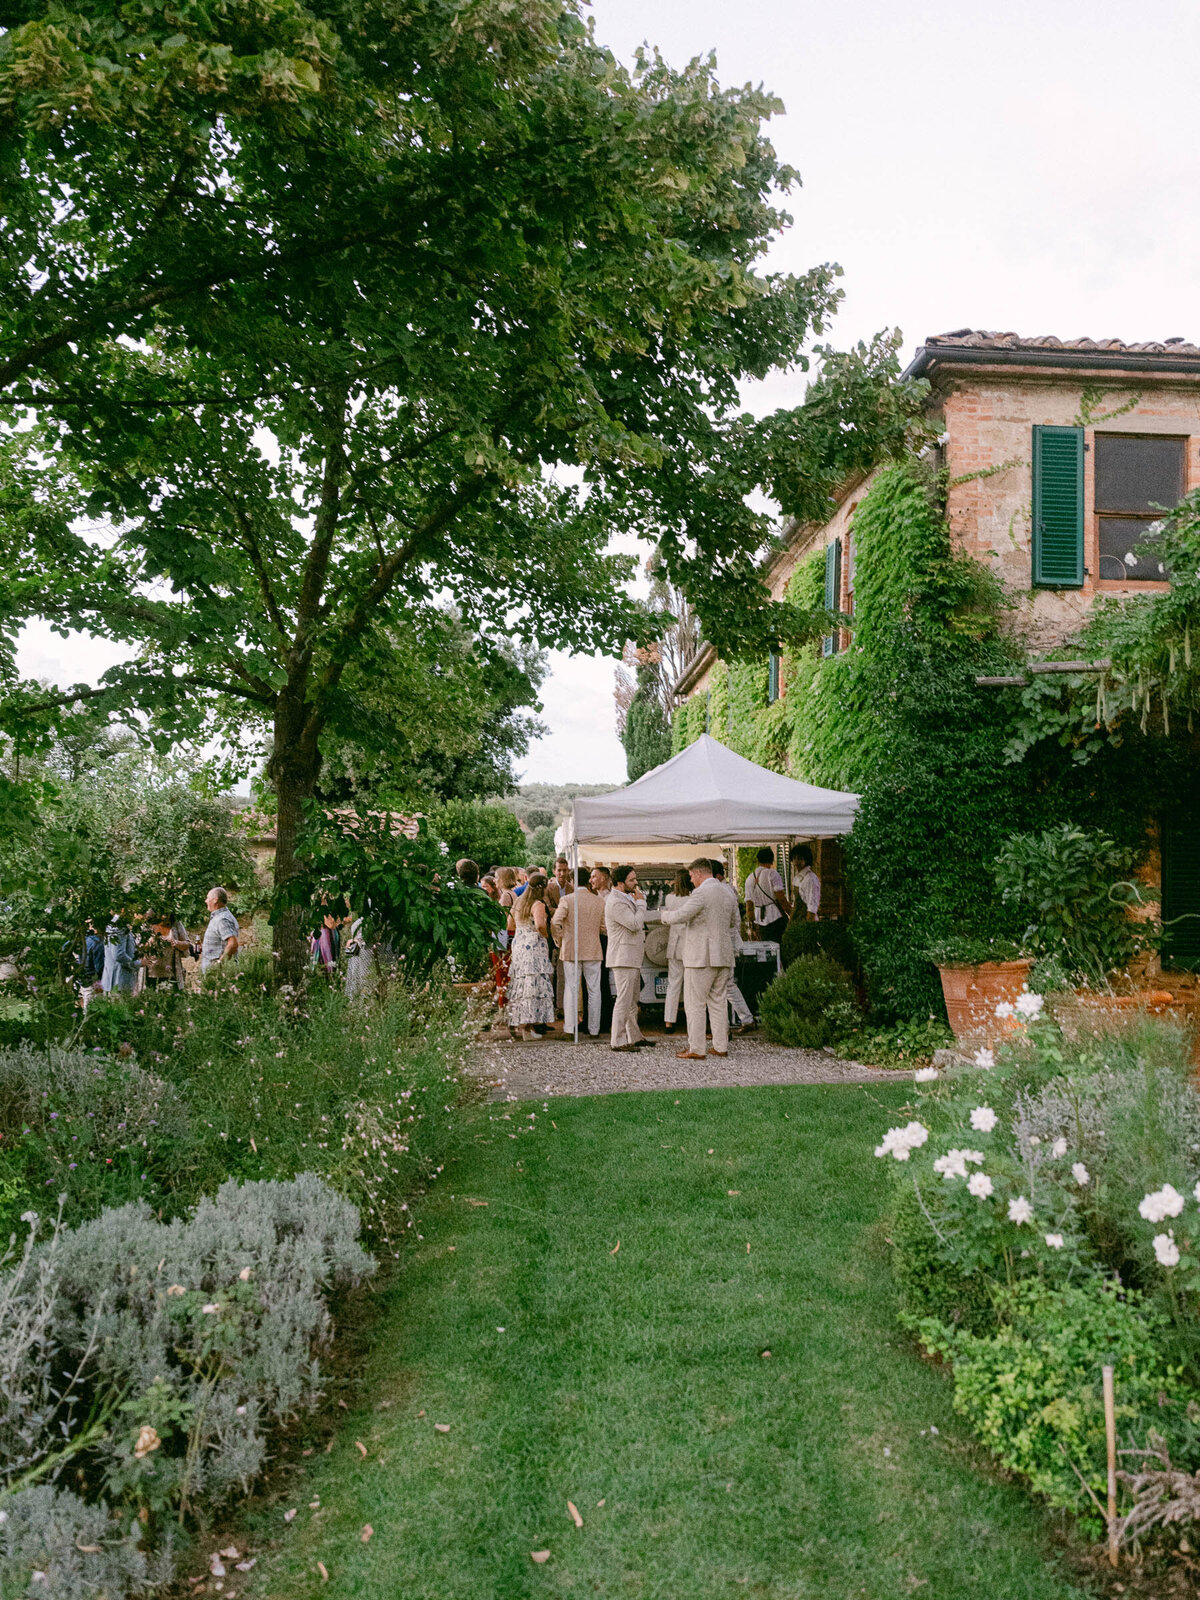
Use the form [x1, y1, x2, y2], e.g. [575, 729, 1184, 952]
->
[1102, 1363, 1118, 1567]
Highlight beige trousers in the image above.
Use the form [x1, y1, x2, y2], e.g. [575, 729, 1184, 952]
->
[664, 955, 685, 1025]
[684, 965, 731, 1057]
[609, 966, 645, 1048]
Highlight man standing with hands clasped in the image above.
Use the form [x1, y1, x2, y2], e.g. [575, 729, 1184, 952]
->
[602, 865, 654, 1052]
[661, 858, 738, 1060]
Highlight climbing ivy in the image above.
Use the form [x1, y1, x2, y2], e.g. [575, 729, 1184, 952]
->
[675, 461, 1180, 1020]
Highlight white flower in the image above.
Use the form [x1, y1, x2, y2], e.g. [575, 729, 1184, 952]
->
[970, 1106, 998, 1133]
[1194, 1180, 1200, 1205]
[1008, 1196, 1034, 1226]
[934, 1147, 985, 1180]
[967, 1172, 994, 1200]
[1029, 1136, 1041, 1147]
[1051, 1137, 1068, 1159]
[1072, 1163, 1090, 1186]
[1045, 1233, 1065, 1250]
[1139, 1185, 1186, 1223]
[913, 1066, 939, 1083]
[874, 1121, 929, 1161]
[994, 1001, 1015, 1020]
[1124, 548, 1138, 568]
[973, 1048, 995, 1070]
[133, 1425, 161, 1459]
[1015, 992, 1044, 1020]
[1154, 1232, 1181, 1267]
[201, 1303, 220, 1314]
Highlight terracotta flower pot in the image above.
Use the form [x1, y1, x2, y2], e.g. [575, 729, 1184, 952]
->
[936, 959, 1035, 1047]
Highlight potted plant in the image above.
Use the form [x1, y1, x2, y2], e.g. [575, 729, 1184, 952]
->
[926, 935, 1034, 1046]
[995, 825, 1173, 1021]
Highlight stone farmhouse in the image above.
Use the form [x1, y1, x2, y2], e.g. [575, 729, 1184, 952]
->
[673, 331, 1200, 972]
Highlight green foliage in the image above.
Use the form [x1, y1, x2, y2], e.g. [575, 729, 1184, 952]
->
[912, 1280, 1187, 1517]
[836, 1016, 955, 1069]
[622, 675, 672, 781]
[889, 1179, 996, 1332]
[0, 1173, 372, 1588]
[427, 800, 526, 873]
[525, 824, 559, 866]
[1005, 490, 1200, 763]
[758, 953, 860, 1048]
[924, 935, 1029, 966]
[0, 756, 254, 1005]
[315, 622, 547, 811]
[779, 916, 858, 975]
[285, 809, 504, 975]
[996, 825, 1149, 985]
[0, 974, 471, 1246]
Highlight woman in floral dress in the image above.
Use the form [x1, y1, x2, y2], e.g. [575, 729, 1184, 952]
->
[505, 877, 555, 1039]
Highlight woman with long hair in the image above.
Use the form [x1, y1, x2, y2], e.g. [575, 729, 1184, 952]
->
[505, 876, 555, 1040]
[662, 869, 691, 1034]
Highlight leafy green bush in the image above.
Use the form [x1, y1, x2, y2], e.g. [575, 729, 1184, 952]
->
[759, 954, 860, 1048]
[286, 808, 504, 976]
[426, 799, 526, 871]
[996, 824, 1150, 985]
[911, 1279, 1190, 1518]
[0, 1174, 372, 1593]
[924, 935, 1028, 966]
[779, 917, 858, 975]
[836, 1016, 954, 1068]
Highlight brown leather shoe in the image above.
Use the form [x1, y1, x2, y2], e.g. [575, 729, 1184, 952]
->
[676, 1050, 706, 1060]
[708, 1049, 728, 1057]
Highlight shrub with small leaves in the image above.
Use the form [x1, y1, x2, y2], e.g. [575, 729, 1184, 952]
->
[0, 1173, 373, 1592]
[0, 1483, 171, 1599]
[759, 954, 860, 1048]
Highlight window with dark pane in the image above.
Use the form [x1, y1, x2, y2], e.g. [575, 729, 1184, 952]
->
[767, 652, 780, 704]
[1094, 434, 1184, 581]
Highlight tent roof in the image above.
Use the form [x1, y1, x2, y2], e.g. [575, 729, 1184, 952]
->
[565, 734, 859, 846]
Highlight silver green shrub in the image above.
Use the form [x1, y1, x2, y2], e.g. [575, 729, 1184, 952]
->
[0, 1484, 170, 1598]
[0, 1173, 373, 1595]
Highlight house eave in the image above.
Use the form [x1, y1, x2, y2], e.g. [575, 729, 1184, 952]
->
[903, 344, 1200, 384]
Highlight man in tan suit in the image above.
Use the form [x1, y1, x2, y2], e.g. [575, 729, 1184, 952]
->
[602, 865, 653, 1051]
[661, 857, 738, 1059]
[551, 869, 605, 1037]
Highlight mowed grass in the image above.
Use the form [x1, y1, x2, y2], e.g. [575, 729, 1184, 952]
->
[245, 1083, 1092, 1600]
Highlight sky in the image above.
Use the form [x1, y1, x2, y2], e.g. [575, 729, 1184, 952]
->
[18, 0, 1200, 788]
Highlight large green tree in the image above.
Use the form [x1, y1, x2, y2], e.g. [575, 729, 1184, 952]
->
[1, 0, 911, 971]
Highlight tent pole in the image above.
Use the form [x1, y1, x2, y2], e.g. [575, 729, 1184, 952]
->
[570, 824, 580, 1044]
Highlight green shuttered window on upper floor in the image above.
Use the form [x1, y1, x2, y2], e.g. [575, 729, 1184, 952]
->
[822, 537, 842, 658]
[1032, 424, 1085, 588]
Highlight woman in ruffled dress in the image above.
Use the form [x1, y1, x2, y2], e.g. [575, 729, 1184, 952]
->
[505, 877, 555, 1040]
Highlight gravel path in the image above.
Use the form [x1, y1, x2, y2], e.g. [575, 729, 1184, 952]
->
[469, 1027, 901, 1100]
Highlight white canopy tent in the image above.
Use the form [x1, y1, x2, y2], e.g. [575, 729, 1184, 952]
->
[557, 735, 859, 1039]
[559, 734, 859, 850]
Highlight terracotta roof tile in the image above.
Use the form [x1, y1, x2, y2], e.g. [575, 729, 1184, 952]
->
[924, 329, 1200, 358]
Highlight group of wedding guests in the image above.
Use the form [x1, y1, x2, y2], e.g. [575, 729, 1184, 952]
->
[460, 844, 819, 1055]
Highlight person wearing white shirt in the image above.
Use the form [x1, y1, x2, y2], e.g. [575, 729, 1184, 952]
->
[712, 860, 755, 1032]
[661, 870, 691, 1034]
[744, 847, 791, 937]
[602, 866, 652, 1051]
[791, 844, 822, 920]
[661, 858, 738, 1059]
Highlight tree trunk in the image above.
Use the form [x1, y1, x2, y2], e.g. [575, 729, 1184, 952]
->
[270, 691, 323, 983]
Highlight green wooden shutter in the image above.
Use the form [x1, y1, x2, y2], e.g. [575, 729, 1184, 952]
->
[1032, 425, 1084, 588]
[1162, 808, 1200, 972]
[822, 538, 842, 658]
[767, 652, 780, 703]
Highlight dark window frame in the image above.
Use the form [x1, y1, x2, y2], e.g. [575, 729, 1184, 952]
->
[1093, 432, 1185, 584]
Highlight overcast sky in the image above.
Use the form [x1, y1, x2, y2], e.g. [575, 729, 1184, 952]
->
[19, 0, 1200, 789]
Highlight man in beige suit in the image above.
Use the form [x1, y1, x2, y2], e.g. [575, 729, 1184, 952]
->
[661, 857, 738, 1059]
[602, 865, 653, 1051]
[551, 869, 605, 1037]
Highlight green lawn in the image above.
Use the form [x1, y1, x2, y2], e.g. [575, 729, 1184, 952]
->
[244, 1083, 1092, 1600]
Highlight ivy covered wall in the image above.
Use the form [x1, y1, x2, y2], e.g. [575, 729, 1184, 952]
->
[671, 462, 1187, 1019]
